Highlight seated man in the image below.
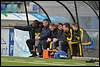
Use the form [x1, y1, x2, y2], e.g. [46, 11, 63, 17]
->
[36, 19, 51, 57]
[35, 22, 43, 52]
[57, 23, 64, 42]
[58, 23, 72, 54]
[47, 23, 58, 50]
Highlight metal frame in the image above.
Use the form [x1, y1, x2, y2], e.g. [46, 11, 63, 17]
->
[57, 1, 76, 23]
[83, 1, 99, 20]
[32, 1, 51, 23]
[24, 1, 31, 38]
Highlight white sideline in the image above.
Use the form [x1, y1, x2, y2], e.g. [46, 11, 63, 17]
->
[1, 60, 87, 66]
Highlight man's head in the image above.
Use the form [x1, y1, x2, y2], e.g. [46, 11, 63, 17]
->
[43, 19, 50, 27]
[38, 22, 43, 28]
[58, 23, 63, 30]
[71, 23, 78, 31]
[63, 23, 70, 32]
[32, 20, 40, 27]
[49, 23, 56, 31]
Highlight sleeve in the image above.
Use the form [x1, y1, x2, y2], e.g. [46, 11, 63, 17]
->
[81, 30, 91, 45]
[83, 30, 91, 42]
[14, 25, 32, 31]
[55, 30, 59, 38]
[67, 29, 72, 41]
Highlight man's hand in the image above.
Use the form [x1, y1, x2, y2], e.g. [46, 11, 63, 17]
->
[53, 38, 58, 42]
[47, 38, 51, 42]
[68, 41, 71, 45]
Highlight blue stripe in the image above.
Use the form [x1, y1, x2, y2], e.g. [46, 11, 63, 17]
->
[31, 14, 47, 21]
[12, 13, 22, 20]
[31, 13, 66, 22]
[9, 28, 14, 56]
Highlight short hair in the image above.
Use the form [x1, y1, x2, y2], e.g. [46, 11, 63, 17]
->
[32, 20, 41, 27]
[33, 20, 39, 23]
[58, 23, 63, 26]
[43, 19, 49, 21]
[49, 23, 55, 26]
[63, 23, 70, 28]
[43, 19, 50, 23]
[72, 23, 78, 27]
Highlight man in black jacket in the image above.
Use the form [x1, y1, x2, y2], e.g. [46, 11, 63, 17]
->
[11, 20, 41, 57]
[57, 23, 64, 41]
[36, 19, 51, 56]
[47, 23, 58, 50]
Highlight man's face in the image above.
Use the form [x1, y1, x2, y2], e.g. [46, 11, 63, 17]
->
[43, 21, 49, 27]
[58, 25, 63, 30]
[49, 25, 55, 31]
[71, 25, 78, 31]
[63, 25, 69, 32]
[32, 22, 36, 27]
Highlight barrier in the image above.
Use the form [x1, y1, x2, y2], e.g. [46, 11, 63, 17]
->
[1, 28, 31, 57]
[1, 29, 9, 56]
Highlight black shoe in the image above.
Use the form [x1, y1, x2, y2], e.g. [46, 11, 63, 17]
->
[29, 53, 37, 57]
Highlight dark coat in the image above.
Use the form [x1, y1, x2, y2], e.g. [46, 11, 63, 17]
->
[57, 29, 64, 41]
[39, 27, 51, 40]
[48, 29, 58, 40]
[59, 30, 71, 41]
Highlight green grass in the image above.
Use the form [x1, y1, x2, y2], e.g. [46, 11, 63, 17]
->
[1, 56, 99, 66]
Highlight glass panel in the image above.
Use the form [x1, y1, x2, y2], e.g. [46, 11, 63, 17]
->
[76, 1, 99, 30]
[35, 1, 74, 23]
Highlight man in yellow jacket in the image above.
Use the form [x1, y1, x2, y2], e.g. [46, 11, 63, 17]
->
[69, 23, 91, 57]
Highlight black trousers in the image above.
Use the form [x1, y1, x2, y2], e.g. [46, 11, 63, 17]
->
[26, 39, 36, 54]
[58, 41, 69, 53]
[72, 43, 80, 56]
[37, 40, 49, 55]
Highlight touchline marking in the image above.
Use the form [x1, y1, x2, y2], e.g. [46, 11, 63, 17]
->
[1, 60, 80, 66]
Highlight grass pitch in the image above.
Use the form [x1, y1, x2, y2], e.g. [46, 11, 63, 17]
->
[1, 56, 99, 66]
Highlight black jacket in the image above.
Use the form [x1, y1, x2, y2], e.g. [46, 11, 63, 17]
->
[14, 24, 36, 39]
[49, 29, 58, 39]
[57, 29, 64, 41]
[59, 30, 71, 41]
[40, 27, 51, 40]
